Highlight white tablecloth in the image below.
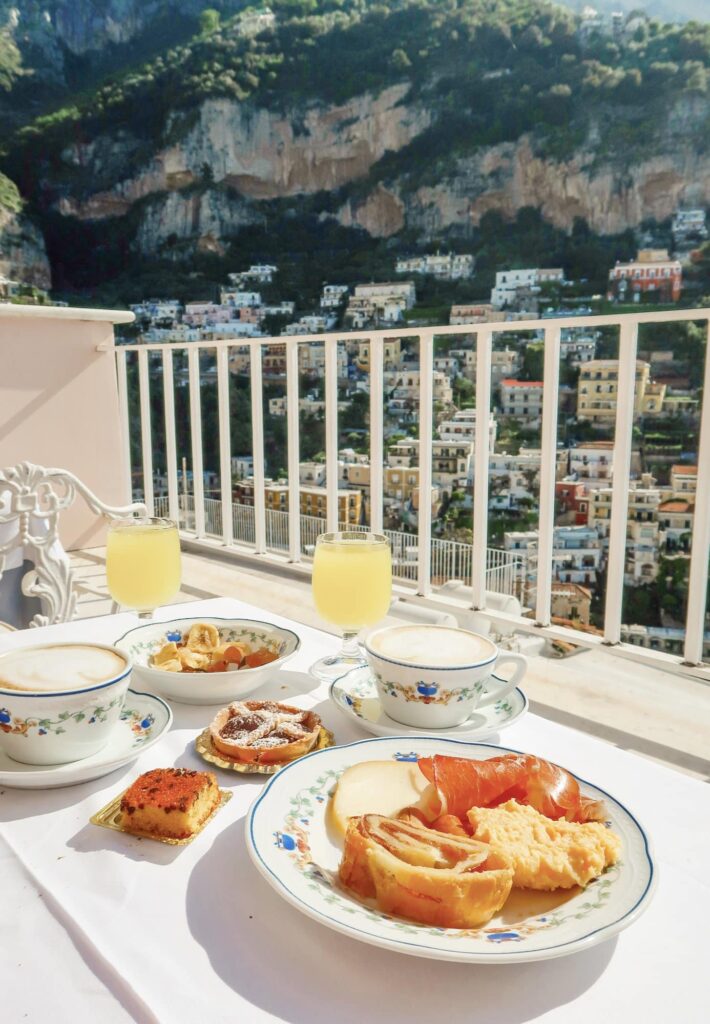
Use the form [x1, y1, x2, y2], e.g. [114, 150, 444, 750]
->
[0, 596, 708, 1024]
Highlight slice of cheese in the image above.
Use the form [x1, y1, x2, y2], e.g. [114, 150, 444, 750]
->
[329, 760, 436, 840]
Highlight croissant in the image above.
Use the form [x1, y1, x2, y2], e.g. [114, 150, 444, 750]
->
[339, 815, 513, 929]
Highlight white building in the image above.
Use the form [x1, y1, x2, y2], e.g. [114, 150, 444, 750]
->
[505, 526, 603, 587]
[299, 462, 327, 487]
[231, 455, 254, 480]
[395, 253, 474, 280]
[203, 322, 263, 338]
[569, 441, 614, 485]
[228, 265, 276, 285]
[347, 281, 416, 324]
[261, 301, 295, 317]
[434, 355, 460, 377]
[387, 438, 473, 493]
[437, 409, 497, 449]
[283, 313, 337, 335]
[499, 379, 544, 424]
[386, 369, 453, 410]
[320, 284, 349, 308]
[671, 209, 708, 242]
[560, 331, 597, 364]
[491, 268, 564, 309]
[219, 289, 262, 308]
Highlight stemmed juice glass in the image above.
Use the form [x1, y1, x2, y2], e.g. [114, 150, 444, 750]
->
[310, 531, 392, 680]
[106, 517, 181, 618]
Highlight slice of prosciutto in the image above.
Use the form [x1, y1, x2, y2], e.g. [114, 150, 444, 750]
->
[418, 753, 606, 823]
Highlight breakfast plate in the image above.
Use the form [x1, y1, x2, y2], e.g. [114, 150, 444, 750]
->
[247, 736, 655, 963]
[0, 690, 172, 789]
[330, 666, 527, 738]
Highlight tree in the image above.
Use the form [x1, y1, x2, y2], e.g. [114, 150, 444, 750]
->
[199, 9, 221, 35]
[391, 48, 411, 71]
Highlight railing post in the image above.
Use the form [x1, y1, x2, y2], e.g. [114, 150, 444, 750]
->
[535, 324, 562, 626]
[325, 337, 339, 534]
[187, 346, 205, 538]
[161, 347, 179, 526]
[683, 318, 710, 665]
[286, 339, 301, 562]
[137, 348, 154, 515]
[604, 318, 639, 644]
[217, 345, 233, 547]
[417, 331, 433, 597]
[249, 341, 267, 555]
[370, 335, 384, 534]
[472, 327, 492, 609]
[115, 348, 132, 502]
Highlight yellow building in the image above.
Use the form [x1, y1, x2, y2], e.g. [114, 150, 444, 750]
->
[300, 486, 362, 523]
[384, 465, 420, 503]
[577, 359, 651, 422]
[356, 338, 402, 372]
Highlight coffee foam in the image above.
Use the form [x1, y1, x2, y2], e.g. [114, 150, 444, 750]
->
[369, 626, 494, 667]
[0, 645, 127, 692]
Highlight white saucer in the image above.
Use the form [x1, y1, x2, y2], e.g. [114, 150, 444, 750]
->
[0, 689, 172, 789]
[330, 665, 527, 738]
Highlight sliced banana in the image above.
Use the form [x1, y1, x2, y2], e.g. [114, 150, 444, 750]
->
[178, 648, 211, 670]
[152, 641, 179, 666]
[186, 622, 220, 653]
[158, 658, 182, 673]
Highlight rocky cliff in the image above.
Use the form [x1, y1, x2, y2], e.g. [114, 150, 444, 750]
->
[0, 177, 51, 288]
[58, 85, 431, 217]
[46, 83, 710, 259]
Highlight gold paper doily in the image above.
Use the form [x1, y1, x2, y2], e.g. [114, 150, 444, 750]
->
[195, 725, 335, 775]
[90, 788, 232, 845]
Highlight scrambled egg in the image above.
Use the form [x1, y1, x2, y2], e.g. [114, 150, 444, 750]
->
[467, 800, 622, 891]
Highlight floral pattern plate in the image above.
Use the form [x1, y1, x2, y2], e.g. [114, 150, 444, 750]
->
[247, 736, 655, 964]
[0, 690, 172, 789]
[330, 666, 527, 738]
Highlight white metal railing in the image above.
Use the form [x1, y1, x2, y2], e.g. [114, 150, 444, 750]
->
[117, 309, 710, 678]
[153, 495, 526, 599]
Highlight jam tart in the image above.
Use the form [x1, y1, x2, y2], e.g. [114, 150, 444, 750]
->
[209, 700, 322, 765]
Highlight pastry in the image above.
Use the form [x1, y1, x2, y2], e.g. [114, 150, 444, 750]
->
[120, 768, 221, 839]
[339, 814, 513, 929]
[467, 799, 622, 891]
[209, 700, 321, 765]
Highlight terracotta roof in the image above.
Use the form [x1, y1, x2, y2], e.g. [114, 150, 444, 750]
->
[671, 465, 697, 475]
[550, 583, 593, 600]
[658, 500, 694, 513]
[501, 379, 544, 388]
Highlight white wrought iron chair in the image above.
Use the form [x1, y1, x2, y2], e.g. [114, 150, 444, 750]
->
[0, 462, 146, 628]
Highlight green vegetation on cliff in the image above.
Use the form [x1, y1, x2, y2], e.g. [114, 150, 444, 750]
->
[4, 0, 710, 198]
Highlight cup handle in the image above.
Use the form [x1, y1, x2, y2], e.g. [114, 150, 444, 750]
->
[477, 653, 527, 709]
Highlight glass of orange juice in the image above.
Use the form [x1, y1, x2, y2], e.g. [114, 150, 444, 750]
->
[106, 517, 181, 617]
[310, 531, 392, 680]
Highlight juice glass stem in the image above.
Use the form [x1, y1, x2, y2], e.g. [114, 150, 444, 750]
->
[338, 630, 363, 662]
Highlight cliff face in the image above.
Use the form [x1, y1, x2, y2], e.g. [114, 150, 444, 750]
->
[342, 96, 710, 238]
[44, 1, 211, 54]
[59, 85, 431, 221]
[0, 185, 51, 288]
[133, 188, 265, 257]
[47, 87, 710, 256]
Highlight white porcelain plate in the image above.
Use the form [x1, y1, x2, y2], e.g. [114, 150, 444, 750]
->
[330, 666, 527, 738]
[0, 690, 172, 789]
[247, 737, 655, 963]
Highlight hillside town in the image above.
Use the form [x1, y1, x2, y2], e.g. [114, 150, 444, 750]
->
[112, 210, 710, 658]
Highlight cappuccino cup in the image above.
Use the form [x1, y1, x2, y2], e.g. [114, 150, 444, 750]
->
[364, 625, 526, 729]
[0, 643, 132, 765]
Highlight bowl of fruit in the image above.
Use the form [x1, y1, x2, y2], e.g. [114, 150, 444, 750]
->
[115, 618, 300, 705]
